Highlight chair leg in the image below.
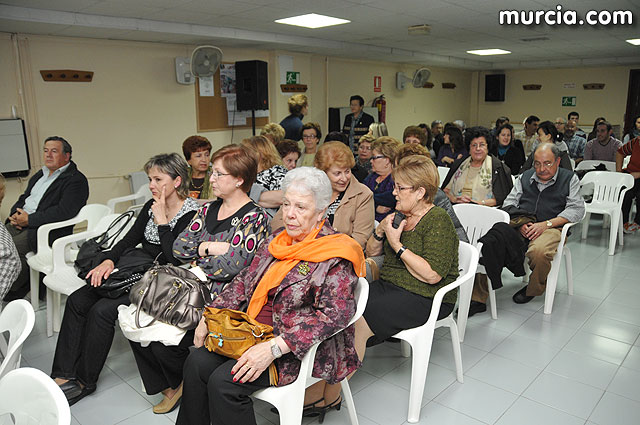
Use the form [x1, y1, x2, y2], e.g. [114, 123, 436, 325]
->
[488, 285, 498, 320]
[340, 380, 360, 425]
[29, 268, 40, 311]
[400, 340, 411, 358]
[52, 291, 62, 333]
[46, 287, 54, 337]
[405, 338, 433, 423]
[565, 248, 573, 296]
[449, 325, 464, 383]
[581, 212, 591, 240]
[543, 254, 562, 315]
[608, 213, 618, 256]
[457, 277, 473, 342]
[618, 212, 624, 246]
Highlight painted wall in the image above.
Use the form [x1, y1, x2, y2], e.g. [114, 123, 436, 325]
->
[1, 31, 637, 221]
[326, 57, 473, 138]
[474, 66, 637, 131]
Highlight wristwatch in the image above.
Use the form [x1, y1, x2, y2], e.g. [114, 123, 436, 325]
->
[546, 220, 553, 228]
[396, 245, 407, 259]
[270, 339, 282, 359]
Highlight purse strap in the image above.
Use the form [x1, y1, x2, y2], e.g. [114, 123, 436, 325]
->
[97, 211, 135, 249]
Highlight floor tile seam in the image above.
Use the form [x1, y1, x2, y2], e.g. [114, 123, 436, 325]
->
[427, 400, 493, 424]
[517, 394, 599, 422]
[540, 367, 615, 393]
[584, 387, 609, 423]
[602, 385, 640, 405]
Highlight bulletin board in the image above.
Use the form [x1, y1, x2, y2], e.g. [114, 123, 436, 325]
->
[195, 63, 269, 132]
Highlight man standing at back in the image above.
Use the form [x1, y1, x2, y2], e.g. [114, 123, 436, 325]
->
[342, 95, 375, 154]
[4, 136, 89, 301]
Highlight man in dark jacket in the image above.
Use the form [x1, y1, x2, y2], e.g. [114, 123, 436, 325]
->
[5, 136, 89, 301]
[342, 95, 375, 154]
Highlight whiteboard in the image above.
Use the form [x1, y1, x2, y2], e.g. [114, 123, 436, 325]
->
[0, 119, 30, 177]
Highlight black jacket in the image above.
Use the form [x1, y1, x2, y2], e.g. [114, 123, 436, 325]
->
[493, 139, 526, 175]
[9, 161, 89, 251]
[478, 222, 527, 290]
[441, 155, 513, 206]
[342, 112, 375, 148]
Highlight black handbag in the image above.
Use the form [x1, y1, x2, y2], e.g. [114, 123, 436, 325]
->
[94, 247, 155, 299]
[75, 211, 135, 278]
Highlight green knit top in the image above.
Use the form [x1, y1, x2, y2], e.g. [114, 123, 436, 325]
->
[380, 206, 459, 305]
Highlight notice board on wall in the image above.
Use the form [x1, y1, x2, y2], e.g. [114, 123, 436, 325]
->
[195, 62, 269, 132]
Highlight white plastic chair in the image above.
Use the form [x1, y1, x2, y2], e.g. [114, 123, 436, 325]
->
[0, 367, 70, 425]
[253, 277, 369, 425]
[25, 204, 111, 311]
[580, 171, 634, 256]
[42, 213, 135, 336]
[437, 166, 449, 186]
[0, 300, 35, 379]
[106, 184, 152, 214]
[393, 242, 479, 423]
[453, 204, 510, 322]
[575, 160, 616, 171]
[522, 218, 582, 315]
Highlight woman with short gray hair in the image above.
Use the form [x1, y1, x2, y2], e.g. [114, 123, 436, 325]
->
[176, 166, 366, 425]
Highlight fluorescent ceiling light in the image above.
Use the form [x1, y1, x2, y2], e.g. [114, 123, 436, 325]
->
[626, 38, 640, 45]
[467, 49, 511, 56]
[275, 13, 350, 29]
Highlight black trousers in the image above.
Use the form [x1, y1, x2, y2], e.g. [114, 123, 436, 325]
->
[128, 329, 194, 395]
[51, 285, 129, 389]
[622, 177, 640, 224]
[176, 347, 270, 425]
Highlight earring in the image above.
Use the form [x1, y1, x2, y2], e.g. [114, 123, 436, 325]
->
[235, 183, 240, 187]
[175, 185, 179, 188]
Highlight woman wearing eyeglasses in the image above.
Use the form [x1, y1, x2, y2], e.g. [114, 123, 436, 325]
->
[442, 126, 512, 207]
[126, 145, 271, 415]
[297, 122, 322, 167]
[363, 136, 402, 221]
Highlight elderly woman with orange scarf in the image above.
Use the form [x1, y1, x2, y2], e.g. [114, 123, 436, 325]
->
[176, 166, 365, 425]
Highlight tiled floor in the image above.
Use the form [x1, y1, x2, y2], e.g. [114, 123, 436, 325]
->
[17, 219, 640, 425]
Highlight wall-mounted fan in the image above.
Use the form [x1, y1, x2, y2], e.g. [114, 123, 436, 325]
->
[396, 67, 431, 90]
[191, 45, 223, 78]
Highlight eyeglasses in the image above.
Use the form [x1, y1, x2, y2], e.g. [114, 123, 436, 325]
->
[533, 161, 554, 169]
[210, 171, 231, 179]
[302, 134, 317, 140]
[394, 184, 413, 192]
[470, 143, 488, 150]
[359, 146, 372, 151]
[370, 155, 386, 160]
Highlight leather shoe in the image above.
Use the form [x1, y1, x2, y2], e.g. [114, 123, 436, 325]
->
[153, 383, 183, 414]
[467, 301, 487, 317]
[67, 385, 96, 406]
[512, 287, 535, 304]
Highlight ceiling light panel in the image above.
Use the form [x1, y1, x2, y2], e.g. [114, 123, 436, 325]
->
[275, 13, 350, 29]
[466, 48, 511, 56]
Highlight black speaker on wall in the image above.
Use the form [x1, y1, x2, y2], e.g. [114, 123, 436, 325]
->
[235, 60, 269, 111]
[485, 74, 505, 102]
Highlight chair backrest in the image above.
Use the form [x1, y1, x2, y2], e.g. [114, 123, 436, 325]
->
[0, 368, 70, 425]
[0, 300, 35, 379]
[581, 171, 635, 207]
[77, 204, 111, 232]
[437, 166, 449, 186]
[453, 203, 510, 245]
[575, 160, 616, 172]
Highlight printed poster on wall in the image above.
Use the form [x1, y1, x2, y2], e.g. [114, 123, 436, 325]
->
[220, 64, 236, 97]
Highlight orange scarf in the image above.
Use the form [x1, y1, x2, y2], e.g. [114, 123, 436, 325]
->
[246, 221, 365, 318]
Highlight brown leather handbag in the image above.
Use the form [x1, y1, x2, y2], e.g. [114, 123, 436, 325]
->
[203, 307, 279, 385]
[129, 263, 212, 330]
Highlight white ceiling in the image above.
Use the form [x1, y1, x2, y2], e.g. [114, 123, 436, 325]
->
[1, 0, 639, 70]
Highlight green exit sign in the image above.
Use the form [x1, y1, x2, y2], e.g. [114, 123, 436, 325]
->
[562, 96, 576, 107]
[286, 71, 300, 84]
